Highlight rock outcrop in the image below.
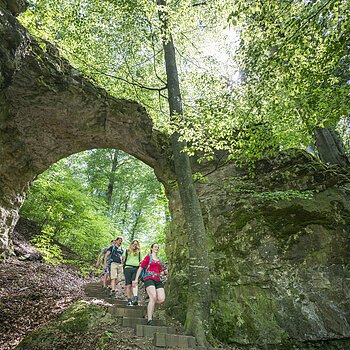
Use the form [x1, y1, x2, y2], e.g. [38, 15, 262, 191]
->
[166, 150, 350, 349]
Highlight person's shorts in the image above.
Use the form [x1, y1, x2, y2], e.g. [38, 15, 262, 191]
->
[144, 278, 164, 289]
[110, 262, 123, 280]
[124, 266, 138, 285]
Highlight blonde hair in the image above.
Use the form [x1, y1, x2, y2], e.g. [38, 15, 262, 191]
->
[128, 239, 140, 255]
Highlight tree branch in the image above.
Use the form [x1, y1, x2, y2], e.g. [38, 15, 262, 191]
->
[35, 36, 167, 93]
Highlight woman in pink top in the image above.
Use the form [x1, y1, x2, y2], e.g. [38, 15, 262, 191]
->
[133, 243, 166, 325]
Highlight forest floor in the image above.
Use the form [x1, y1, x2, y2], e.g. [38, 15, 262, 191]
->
[0, 218, 92, 350]
[0, 220, 240, 350]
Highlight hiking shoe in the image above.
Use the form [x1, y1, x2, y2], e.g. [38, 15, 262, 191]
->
[109, 290, 115, 297]
[132, 296, 138, 306]
[147, 320, 153, 326]
[127, 299, 132, 306]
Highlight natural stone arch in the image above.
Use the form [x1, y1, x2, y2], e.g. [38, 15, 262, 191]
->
[0, 2, 172, 259]
[2, 3, 350, 349]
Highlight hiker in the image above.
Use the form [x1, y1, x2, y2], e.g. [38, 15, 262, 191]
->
[122, 239, 141, 306]
[133, 243, 166, 325]
[104, 236, 124, 297]
[95, 240, 114, 289]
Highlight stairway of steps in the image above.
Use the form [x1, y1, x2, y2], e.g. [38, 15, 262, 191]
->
[84, 282, 218, 349]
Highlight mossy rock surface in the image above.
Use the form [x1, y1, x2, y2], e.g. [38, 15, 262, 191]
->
[166, 150, 350, 349]
[16, 301, 117, 350]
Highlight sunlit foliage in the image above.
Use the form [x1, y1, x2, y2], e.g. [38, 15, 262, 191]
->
[20, 150, 169, 262]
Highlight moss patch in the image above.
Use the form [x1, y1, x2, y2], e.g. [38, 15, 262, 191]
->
[16, 301, 117, 350]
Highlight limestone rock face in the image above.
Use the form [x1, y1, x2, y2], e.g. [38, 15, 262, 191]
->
[166, 150, 350, 349]
[0, 3, 170, 260]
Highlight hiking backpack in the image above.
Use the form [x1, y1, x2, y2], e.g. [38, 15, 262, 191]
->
[109, 246, 124, 263]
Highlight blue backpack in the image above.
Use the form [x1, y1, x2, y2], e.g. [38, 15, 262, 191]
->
[139, 254, 152, 282]
[109, 246, 124, 263]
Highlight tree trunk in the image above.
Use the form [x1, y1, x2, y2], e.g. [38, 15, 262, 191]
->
[106, 149, 118, 207]
[314, 126, 349, 167]
[121, 191, 131, 227]
[106, 150, 119, 206]
[130, 207, 142, 241]
[157, 0, 211, 346]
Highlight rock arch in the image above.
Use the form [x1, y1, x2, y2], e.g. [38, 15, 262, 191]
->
[0, 2, 171, 259]
[2, 3, 350, 349]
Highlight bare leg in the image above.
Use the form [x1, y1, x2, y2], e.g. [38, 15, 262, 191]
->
[103, 273, 108, 288]
[111, 278, 116, 291]
[156, 288, 165, 304]
[146, 285, 157, 321]
[126, 284, 132, 298]
[131, 282, 139, 305]
[106, 273, 111, 287]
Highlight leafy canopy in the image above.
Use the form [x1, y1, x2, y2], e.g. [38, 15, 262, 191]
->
[20, 0, 350, 163]
[20, 150, 169, 263]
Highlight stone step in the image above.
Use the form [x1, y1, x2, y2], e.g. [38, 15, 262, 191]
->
[85, 289, 146, 306]
[136, 324, 176, 338]
[153, 332, 196, 348]
[84, 288, 107, 297]
[86, 288, 114, 295]
[84, 289, 117, 299]
[110, 302, 145, 309]
[122, 317, 166, 328]
[86, 293, 142, 306]
[108, 305, 146, 318]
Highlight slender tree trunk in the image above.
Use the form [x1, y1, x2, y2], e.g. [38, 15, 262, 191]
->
[130, 207, 142, 241]
[106, 150, 119, 206]
[314, 126, 349, 167]
[157, 0, 211, 345]
[121, 191, 131, 227]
